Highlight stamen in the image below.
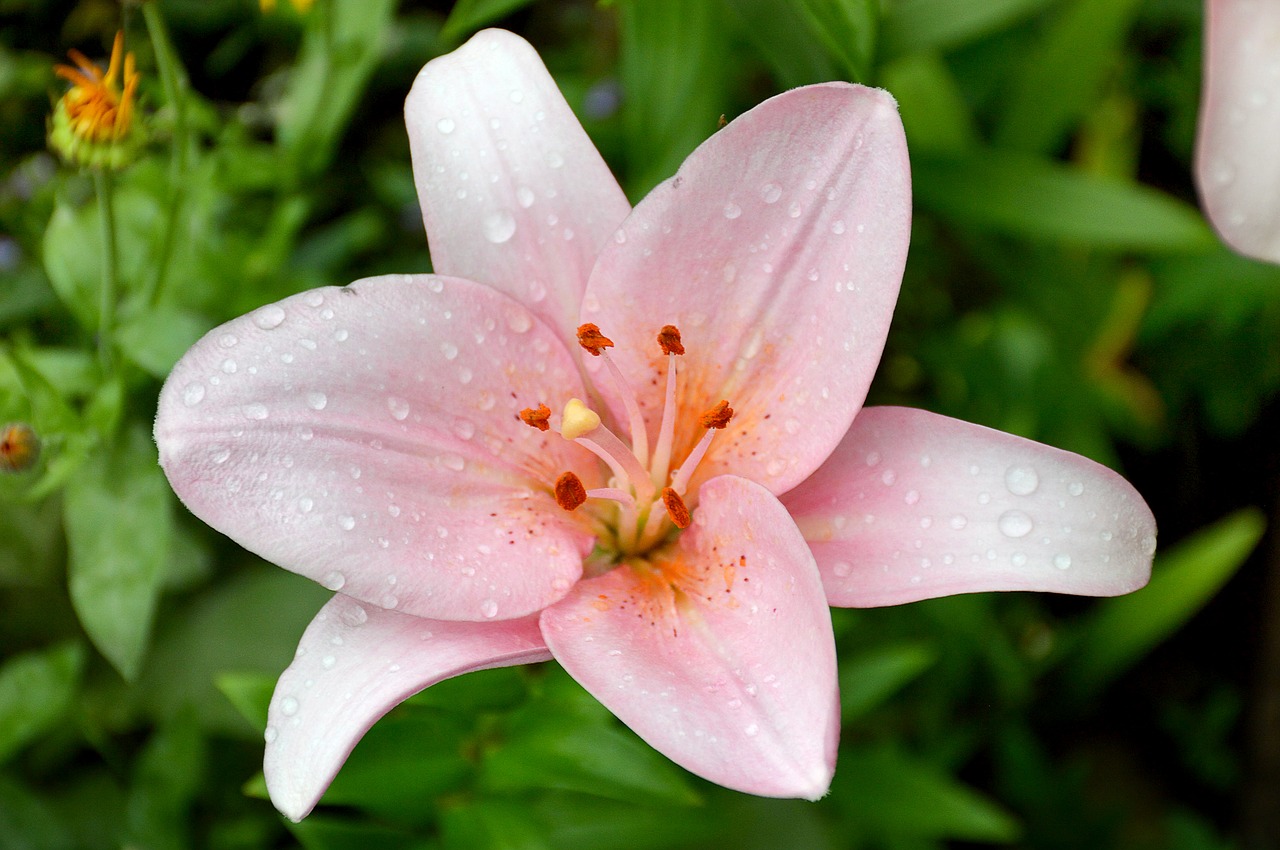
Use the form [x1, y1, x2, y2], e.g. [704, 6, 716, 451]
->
[649, 326, 685, 488]
[599, 352, 650, 468]
[519, 404, 551, 432]
[554, 472, 588, 511]
[576, 323, 614, 356]
[669, 399, 735, 495]
[586, 487, 637, 509]
[699, 400, 733, 429]
[560, 398, 601, 440]
[662, 487, 692, 529]
[657, 325, 684, 355]
[577, 426, 656, 506]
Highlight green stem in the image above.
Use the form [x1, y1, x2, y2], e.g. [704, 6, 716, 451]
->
[94, 170, 118, 372]
[141, 0, 191, 307]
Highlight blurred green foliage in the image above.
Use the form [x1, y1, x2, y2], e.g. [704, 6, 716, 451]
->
[1, 0, 1275, 848]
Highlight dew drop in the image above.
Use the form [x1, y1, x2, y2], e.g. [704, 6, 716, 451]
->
[761, 183, 782, 203]
[881, 469, 896, 486]
[482, 210, 517, 244]
[998, 509, 1034, 538]
[182, 382, 206, 406]
[221, 358, 237, 374]
[219, 333, 238, 348]
[832, 561, 852, 578]
[306, 392, 328, 410]
[264, 725, 278, 744]
[516, 186, 535, 208]
[1004, 465, 1039, 496]
[340, 604, 368, 626]
[253, 304, 286, 329]
[321, 571, 346, 590]
[209, 446, 231, 464]
[949, 514, 968, 530]
[1053, 553, 1072, 570]
[338, 515, 356, 531]
[744, 723, 760, 737]
[831, 219, 846, 234]
[1011, 552, 1028, 567]
[788, 201, 802, 218]
[1067, 481, 1084, 497]
[442, 454, 466, 471]
[723, 202, 742, 219]
[280, 696, 299, 716]
[481, 599, 499, 619]
[904, 489, 919, 505]
[299, 497, 314, 512]
[436, 117, 455, 134]
[321, 655, 336, 670]
[243, 403, 268, 420]
[387, 396, 410, 421]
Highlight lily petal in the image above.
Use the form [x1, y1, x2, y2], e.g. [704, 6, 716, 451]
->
[406, 29, 632, 340]
[155, 275, 597, 622]
[582, 83, 911, 494]
[1195, 0, 1280, 263]
[264, 594, 551, 822]
[540, 475, 839, 799]
[782, 407, 1157, 606]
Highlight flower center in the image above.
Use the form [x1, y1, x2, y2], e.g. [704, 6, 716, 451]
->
[53, 32, 139, 143]
[521, 323, 734, 568]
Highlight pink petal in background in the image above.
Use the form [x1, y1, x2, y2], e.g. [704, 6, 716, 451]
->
[782, 407, 1157, 607]
[1195, 0, 1280, 263]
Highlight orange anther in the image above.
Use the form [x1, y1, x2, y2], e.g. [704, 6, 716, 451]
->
[657, 325, 684, 356]
[699, 400, 734, 430]
[554, 471, 588, 511]
[519, 404, 551, 432]
[576, 323, 614, 356]
[661, 487, 691, 529]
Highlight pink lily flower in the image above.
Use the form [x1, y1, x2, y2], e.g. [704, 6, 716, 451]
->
[1196, 0, 1280, 263]
[154, 30, 1156, 821]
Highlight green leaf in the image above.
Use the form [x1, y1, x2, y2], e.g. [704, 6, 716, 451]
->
[288, 815, 435, 850]
[791, 0, 878, 82]
[0, 774, 77, 850]
[913, 151, 1217, 251]
[64, 425, 173, 680]
[878, 52, 979, 155]
[617, 0, 731, 196]
[440, 0, 535, 44]
[0, 641, 85, 764]
[839, 642, 936, 721]
[125, 711, 207, 850]
[41, 200, 103, 332]
[483, 719, 699, 807]
[833, 745, 1021, 842]
[116, 306, 210, 378]
[720, 0, 841, 89]
[534, 793, 724, 850]
[879, 0, 1059, 60]
[215, 672, 276, 733]
[993, 0, 1146, 154]
[441, 799, 550, 850]
[1065, 509, 1264, 696]
[277, 0, 399, 179]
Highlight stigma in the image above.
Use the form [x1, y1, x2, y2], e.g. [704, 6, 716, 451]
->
[520, 323, 734, 557]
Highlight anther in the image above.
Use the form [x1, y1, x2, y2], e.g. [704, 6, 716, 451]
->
[662, 487, 692, 529]
[519, 404, 551, 432]
[576, 323, 614, 356]
[555, 472, 588, 511]
[657, 325, 684, 356]
[699, 400, 734, 429]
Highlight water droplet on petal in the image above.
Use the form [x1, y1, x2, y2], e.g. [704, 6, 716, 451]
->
[516, 186, 535, 208]
[723, 202, 742, 219]
[280, 696, 299, 716]
[387, 396, 410, 421]
[1053, 553, 1072, 570]
[998, 510, 1034, 538]
[481, 599, 499, 618]
[1004, 465, 1039, 496]
[761, 183, 782, 203]
[243, 403, 268, 420]
[482, 210, 517, 244]
[832, 561, 852, 577]
[264, 725, 278, 743]
[904, 489, 919, 505]
[436, 117, 455, 134]
[219, 333, 238, 348]
[183, 383, 206, 406]
[321, 654, 336, 669]
[1067, 481, 1084, 497]
[949, 515, 967, 530]
[340, 604, 368, 626]
[253, 304, 286, 329]
[209, 446, 231, 464]
[338, 515, 356, 531]
[321, 571, 346, 590]
[306, 392, 328, 410]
